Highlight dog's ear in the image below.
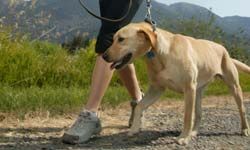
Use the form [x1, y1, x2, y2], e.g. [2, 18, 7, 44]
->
[138, 27, 157, 50]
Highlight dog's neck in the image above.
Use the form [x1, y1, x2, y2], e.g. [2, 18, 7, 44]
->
[156, 29, 172, 54]
[146, 30, 172, 59]
[144, 50, 165, 75]
[144, 30, 172, 73]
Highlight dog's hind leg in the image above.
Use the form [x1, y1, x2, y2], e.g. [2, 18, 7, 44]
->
[128, 85, 164, 136]
[222, 56, 250, 136]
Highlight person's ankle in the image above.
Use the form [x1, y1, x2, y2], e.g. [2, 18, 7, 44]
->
[132, 91, 144, 102]
[136, 96, 142, 102]
[83, 108, 98, 116]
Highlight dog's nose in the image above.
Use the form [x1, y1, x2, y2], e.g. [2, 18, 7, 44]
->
[102, 52, 109, 62]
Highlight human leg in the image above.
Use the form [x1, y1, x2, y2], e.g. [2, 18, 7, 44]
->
[118, 64, 142, 101]
[85, 55, 114, 112]
[118, 64, 143, 127]
[62, 55, 114, 144]
[62, 54, 144, 144]
[62, 0, 143, 144]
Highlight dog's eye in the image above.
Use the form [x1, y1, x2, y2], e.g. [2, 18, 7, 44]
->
[118, 37, 125, 42]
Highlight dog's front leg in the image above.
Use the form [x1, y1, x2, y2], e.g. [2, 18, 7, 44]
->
[177, 83, 196, 145]
[128, 85, 164, 136]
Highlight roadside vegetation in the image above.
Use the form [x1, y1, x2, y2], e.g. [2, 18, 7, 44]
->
[0, 16, 250, 117]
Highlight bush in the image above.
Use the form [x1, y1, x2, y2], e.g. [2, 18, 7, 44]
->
[0, 27, 150, 88]
[62, 35, 91, 53]
[0, 29, 94, 88]
[0, 25, 250, 115]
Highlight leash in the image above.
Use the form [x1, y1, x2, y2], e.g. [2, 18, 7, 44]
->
[78, 0, 156, 58]
[144, 0, 157, 32]
[144, 0, 156, 59]
[78, 0, 157, 31]
[78, 0, 132, 22]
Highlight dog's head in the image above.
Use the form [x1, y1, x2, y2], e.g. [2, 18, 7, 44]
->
[102, 23, 157, 70]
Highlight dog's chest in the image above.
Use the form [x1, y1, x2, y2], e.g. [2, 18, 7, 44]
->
[147, 67, 183, 93]
[146, 55, 184, 92]
[157, 71, 183, 92]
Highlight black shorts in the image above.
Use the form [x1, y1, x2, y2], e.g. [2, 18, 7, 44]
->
[95, 0, 143, 54]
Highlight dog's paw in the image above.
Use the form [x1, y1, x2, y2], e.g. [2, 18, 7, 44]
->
[242, 128, 250, 136]
[176, 136, 191, 145]
[127, 130, 139, 136]
[190, 131, 198, 138]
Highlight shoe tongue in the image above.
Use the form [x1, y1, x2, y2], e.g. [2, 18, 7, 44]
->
[80, 110, 98, 120]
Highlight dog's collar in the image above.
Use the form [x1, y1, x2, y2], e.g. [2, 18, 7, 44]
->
[146, 50, 155, 59]
[144, 19, 156, 32]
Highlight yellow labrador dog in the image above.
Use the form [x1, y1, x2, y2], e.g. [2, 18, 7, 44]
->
[102, 22, 250, 145]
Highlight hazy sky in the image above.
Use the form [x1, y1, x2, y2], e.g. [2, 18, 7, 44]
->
[156, 0, 250, 17]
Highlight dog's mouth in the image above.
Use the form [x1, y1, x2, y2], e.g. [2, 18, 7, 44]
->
[111, 53, 132, 70]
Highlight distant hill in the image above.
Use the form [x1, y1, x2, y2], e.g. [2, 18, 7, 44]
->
[0, 0, 250, 42]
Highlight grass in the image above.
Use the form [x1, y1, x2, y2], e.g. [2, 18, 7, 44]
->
[0, 27, 250, 117]
[0, 86, 130, 117]
[0, 73, 249, 117]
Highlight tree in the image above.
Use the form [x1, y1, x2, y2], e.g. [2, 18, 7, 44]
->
[160, 10, 250, 64]
[62, 35, 90, 53]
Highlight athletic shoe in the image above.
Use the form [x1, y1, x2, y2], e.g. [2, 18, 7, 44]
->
[62, 110, 101, 144]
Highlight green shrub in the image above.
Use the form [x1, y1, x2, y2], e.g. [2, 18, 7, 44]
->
[0, 30, 95, 87]
[0, 26, 250, 115]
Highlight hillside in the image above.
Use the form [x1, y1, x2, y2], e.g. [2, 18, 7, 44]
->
[0, 0, 250, 42]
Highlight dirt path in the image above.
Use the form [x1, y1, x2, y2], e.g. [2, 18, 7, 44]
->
[1, 94, 250, 150]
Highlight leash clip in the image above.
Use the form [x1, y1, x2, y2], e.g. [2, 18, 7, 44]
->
[146, 50, 155, 59]
[145, 0, 156, 59]
[145, 0, 157, 32]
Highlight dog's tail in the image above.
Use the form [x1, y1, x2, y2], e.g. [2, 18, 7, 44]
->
[232, 59, 250, 74]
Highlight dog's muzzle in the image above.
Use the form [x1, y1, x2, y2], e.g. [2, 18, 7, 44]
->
[102, 52, 111, 62]
[110, 53, 133, 70]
